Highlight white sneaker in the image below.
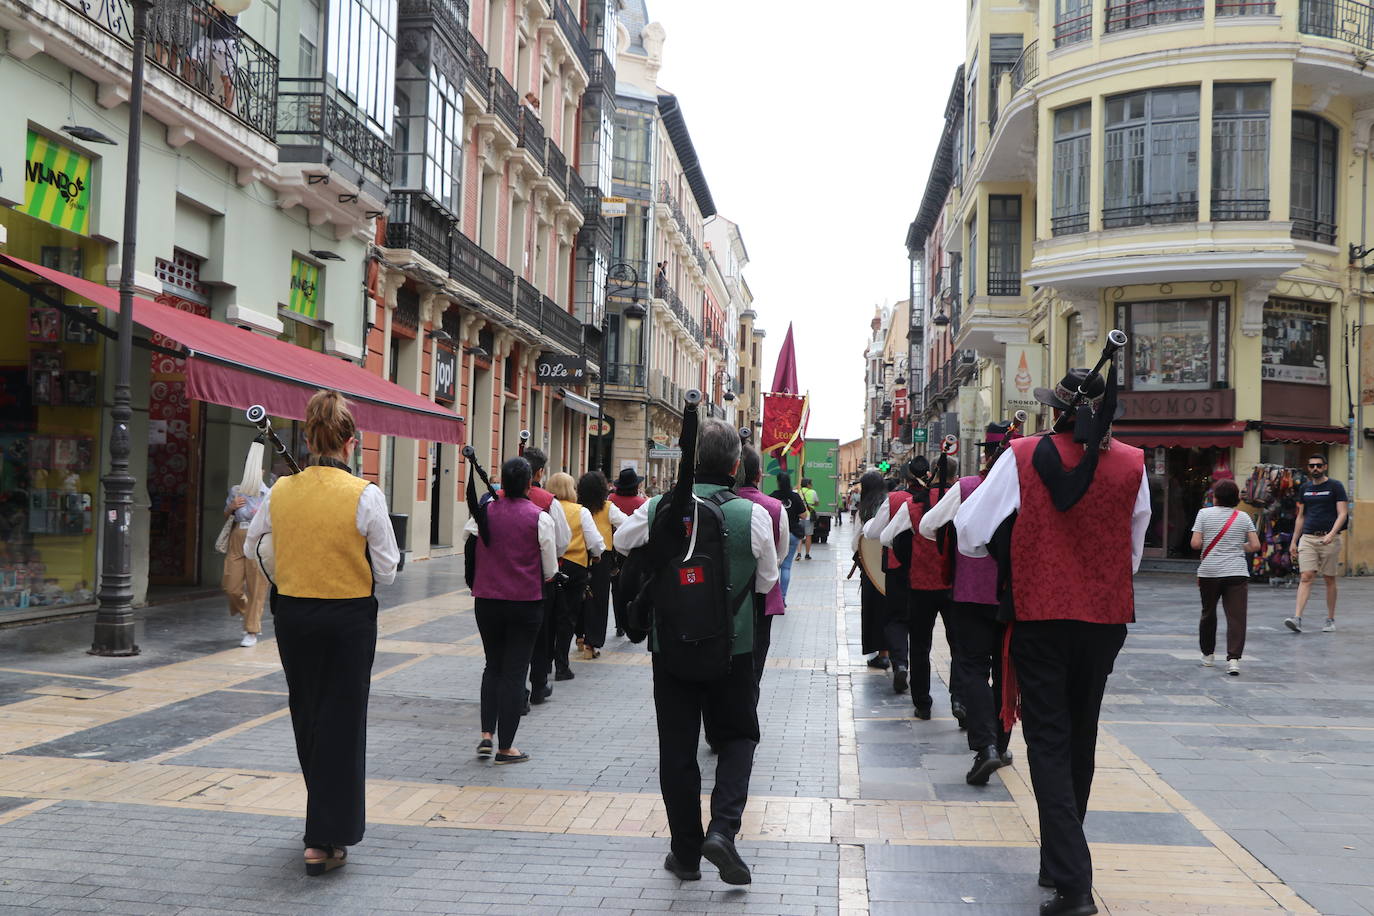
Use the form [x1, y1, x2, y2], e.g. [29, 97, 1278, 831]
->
[239, 633, 258, 647]
[1323, 619, 1336, 633]
[1227, 659, 1240, 676]
[1201, 654, 1214, 667]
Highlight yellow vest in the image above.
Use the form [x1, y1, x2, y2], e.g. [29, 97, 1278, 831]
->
[270, 467, 373, 599]
[561, 501, 588, 567]
[591, 504, 613, 553]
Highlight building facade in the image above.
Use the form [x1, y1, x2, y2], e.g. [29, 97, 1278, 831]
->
[907, 1, 1374, 565]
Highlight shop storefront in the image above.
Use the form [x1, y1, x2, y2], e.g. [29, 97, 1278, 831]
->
[1, 133, 106, 613]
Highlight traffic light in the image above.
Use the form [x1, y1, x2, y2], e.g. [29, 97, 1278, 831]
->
[878, 460, 891, 473]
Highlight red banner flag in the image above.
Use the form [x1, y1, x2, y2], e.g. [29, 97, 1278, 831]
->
[762, 392, 809, 458]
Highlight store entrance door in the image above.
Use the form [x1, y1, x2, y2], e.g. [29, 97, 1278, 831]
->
[1142, 446, 1226, 560]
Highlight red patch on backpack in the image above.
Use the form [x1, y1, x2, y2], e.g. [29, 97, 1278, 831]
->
[679, 566, 705, 586]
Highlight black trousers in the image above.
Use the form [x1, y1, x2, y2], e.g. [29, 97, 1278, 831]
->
[948, 601, 1009, 752]
[1011, 620, 1128, 896]
[1198, 576, 1248, 660]
[273, 592, 378, 848]
[881, 570, 910, 667]
[610, 553, 630, 634]
[752, 602, 774, 688]
[474, 597, 543, 750]
[859, 572, 886, 655]
[553, 560, 589, 671]
[528, 581, 557, 695]
[583, 558, 613, 649]
[653, 652, 759, 867]
[886, 586, 957, 710]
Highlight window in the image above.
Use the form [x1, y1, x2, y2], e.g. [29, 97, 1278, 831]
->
[327, 0, 397, 133]
[1105, 0, 1203, 33]
[1262, 299, 1329, 385]
[612, 108, 653, 187]
[967, 69, 977, 163]
[299, 0, 321, 75]
[1052, 104, 1091, 236]
[1211, 84, 1270, 221]
[989, 35, 1023, 119]
[1104, 88, 1199, 228]
[967, 215, 977, 298]
[392, 65, 463, 212]
[1117, 298, 1228, 390]
[1066, 312, 1087, 370]
[1291, 113, 1338, 244]
[1055, 0, 1091, 46]
[1217, 1, 1275, 14]
[988, 196, 1021, 296]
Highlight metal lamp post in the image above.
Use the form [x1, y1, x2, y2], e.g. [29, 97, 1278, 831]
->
[91, 0, 155, 656]
[597, 263, 644, 476]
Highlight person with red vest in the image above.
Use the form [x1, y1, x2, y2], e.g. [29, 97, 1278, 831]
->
[878, 455, 961, 722]
[609, 467, 647, 637]
[737, 447, 791, 687]
[918, 421, 1020, 787]
[520, 448, 572, 709]
[955, 367, 1150, 916]
[861, 459, 918, 696]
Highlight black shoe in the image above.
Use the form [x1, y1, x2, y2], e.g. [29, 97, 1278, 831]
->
[663, 853, 701, 881]
[615, 627, 625, 638]
[1001, 750, 1014, 766]
[965, 745, 1004, 786]
[1040, 891, 1096, 916]
[866, 655, 890, 670]
[1038, 872, 1055, 889]
[892, 666, 909, 694]
[805, 554, 812, 560]
[913, 703, 932, 720]
[951, 700, 968, 729]
[530, 685, 550, 705]
[521, 690, 532, 715]
[555, 667, 575, 681]
[701, 831, 751, 885]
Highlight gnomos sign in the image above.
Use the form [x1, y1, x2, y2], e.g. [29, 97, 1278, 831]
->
[535, 354, 587, 385]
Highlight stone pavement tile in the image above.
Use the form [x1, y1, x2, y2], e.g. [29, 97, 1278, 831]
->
[1082, 810, 1208, 846]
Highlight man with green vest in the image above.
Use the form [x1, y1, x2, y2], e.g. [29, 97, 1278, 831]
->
[615, 418, 781, 887]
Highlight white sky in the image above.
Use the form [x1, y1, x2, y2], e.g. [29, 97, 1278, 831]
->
[651, 2, 968, 443]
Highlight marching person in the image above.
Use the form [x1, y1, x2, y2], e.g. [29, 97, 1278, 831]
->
[609, 468, 647, 638]
[575, 471, 626, 659]
[1190, 479, 1260, 675]
[616, 418, 780, 887]
[467, 456, 558, 764]
[522, 448, 572, 708]
[1284, 453, 1348, 633]
[853, 470, 890, 670]
[918, 422, 1018, 785]
[769, 472, 806, 598]
[956, 366, 1150, 916]
[546, 472, 605, 681]
[246, 389, 400, 877]
[221, 440, 270, 648]
[863, 459, 917, 696]
[737, 447, 790, 685]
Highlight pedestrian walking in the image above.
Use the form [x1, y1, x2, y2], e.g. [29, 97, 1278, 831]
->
[220, 441, 269, 648]
[1191, 479, 1260, 675]
[545, 472, 605, 681]
[609, 468, 647, 638]
[616, 415, 780, 887]
[863, 460, 917, 697]
[798, 477, 819, 559]
[522, 448, 572, 708]
[1284, 453, 1348, 634]
[576, 470, 625, 659]
[853, 470, 889, 671]
[956, 363, 1150, 916]
[769, 472, 805, 598]
[737, 447, 790, 686]
[467, 456, 558, 765]
[245, 389, 400, 877]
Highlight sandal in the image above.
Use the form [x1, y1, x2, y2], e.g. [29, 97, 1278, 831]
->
[304, 845, 347, 876]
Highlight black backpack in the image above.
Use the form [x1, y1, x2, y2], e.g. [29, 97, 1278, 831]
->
[641, 491, 753, 681]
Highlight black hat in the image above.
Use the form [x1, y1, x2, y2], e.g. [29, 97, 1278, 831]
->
[979, 421, 1018, 450]
[906, 455, 930, 480]
[614, 467, 643, 491]
[1033, 368, 1126, 418]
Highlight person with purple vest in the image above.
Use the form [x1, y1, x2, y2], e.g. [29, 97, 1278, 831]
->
[919, 421, 1019, 787]
[468, 456, 558, 765]
[737, 447, 790, 687]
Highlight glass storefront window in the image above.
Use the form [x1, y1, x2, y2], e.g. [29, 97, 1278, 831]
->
[1124, 298, 1225, 390]
[1262, 298, 1329, 385]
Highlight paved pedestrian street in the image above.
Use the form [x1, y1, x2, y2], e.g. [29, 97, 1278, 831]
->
[0, 547, 1370, 914]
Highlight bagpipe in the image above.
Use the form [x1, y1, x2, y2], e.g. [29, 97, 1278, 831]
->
[244, 404, 295, 583]
[462, 444, 497, 589]
[1038, 328, 1129, 512]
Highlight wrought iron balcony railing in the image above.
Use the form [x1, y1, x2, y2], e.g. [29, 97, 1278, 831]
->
[567, 168, 586, 213]
[1292, 215, 1338, 244]
[386, 191, 454, 268]
[1105, 0, 1204, 33]
[1010, 39, 1039, 94]
[540, 295, 583, 353]
[487, 67, 520, 134]
[517, 105, 545, 166]
[465, 30, 488, 81]
[68, 0, 279, 140]
[545, 139, 567, 195]
[1217, 0, 1276, 13]
[987, 272, 1022, 297]
[1102, 200, 1199, 229]
[453, 231, 514, 313]
[277, 78, 392, 182]
[1051, 210, 1090, 236]
[1054, 8, 1092, 46]
[1300, 0, 1374, 48]
[552, 0, 592, 71]
[398, 0, 469, 39]
[606, 362, 645, 388]
[588, 50, 616, 98]
[515, 278, 541, 326]
[1211, 197, 1270, 221]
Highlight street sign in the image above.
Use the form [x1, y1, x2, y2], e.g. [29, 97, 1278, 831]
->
[912, 428, 929, 444]
[535, 354, 588, 385]
[651, 446, 682, 460]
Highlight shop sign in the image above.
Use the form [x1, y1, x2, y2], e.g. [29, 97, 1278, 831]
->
[287, 256, 320, 318]
[651, 446, 682, 460]
[21, 132, 92, 235]
[602, 197, 628, 217]
[588, 418, 612, 436]
[535, 354, 587, 384]
[1118, 388, 1235, 420]
[651, 433, 672, 447]
[1262, 299, 1329, 385]
[911, 428, 929, 444]
[1004, 344, 1042, 412]
[434, 347, 456, 404]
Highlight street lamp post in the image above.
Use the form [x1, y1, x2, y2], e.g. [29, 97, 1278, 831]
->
[91, 0, 155, 656]
[597, 263, 645, 476]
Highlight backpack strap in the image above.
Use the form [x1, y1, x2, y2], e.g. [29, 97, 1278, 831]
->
[706, 489, 754, 616]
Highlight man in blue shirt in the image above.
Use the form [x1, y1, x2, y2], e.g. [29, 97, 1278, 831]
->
[1284, 454, 1349, 633]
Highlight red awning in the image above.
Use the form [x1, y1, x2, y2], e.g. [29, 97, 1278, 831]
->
[1260, 423, 1349, 445]
[1113, 421, 1247, 449]
[0, 252, 464, 444]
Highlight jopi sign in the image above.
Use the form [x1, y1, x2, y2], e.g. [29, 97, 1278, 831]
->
[21, 132, 92, 235]
[434, 347, 456, 404]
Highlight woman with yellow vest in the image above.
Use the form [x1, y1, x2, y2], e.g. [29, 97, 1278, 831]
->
[546, 472, 604, 680]
[576, 471, 627, 659]
[246, 390, 400, 877]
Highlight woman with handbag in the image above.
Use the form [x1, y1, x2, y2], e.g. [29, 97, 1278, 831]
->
[1190, 479, 1261, 676]
[219, 440, 269, 647]
[245, 389, 400, 876]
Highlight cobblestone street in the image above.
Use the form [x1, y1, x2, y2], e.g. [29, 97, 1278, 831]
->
[0, 546, 1371, 914]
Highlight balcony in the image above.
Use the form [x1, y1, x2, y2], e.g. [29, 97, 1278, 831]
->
[588, 50, 616, 98]
[1102, 200, 1199, 229]
[1300, 0, 1374, 48]
[386, 191, 454, 268]
[1211, 197, 1270, 221]
[517, 106, 545, 167]
[987, 271, 1022, 297]
[1218, 0, 1276, 12]
[465, 31, 488, 81]
[453, 232, 514, 314]
[66, 0, 279, 140]
[1054, 8, 1093, 46]
[1010, 39, 1039, 95]
[1052, 211, 1090, 237]
[1292, 215, 1337, 244]
[552, 0, 592, 72]
[515, 278, 541, 327]
[486, 67, 519, 134]
[540, 295, 583, 354]
[606, 362, 646, 388]
[545, 139, 567, 196]
[1105, 0, 1204, 33]
[277, 78, 392, 183]
[398, 0, 469, 39]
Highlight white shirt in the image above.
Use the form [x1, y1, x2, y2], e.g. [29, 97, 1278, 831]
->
[572, 505, 606, 560]
[246, 481, 400, 586]
[463, 502, 560, 580]
[862, 496, 900, 541]
[615, 494, 781, 595]
[541, 492, 572, 555]
[954, 446, 1152, 572]
[918, 485, 965, 541]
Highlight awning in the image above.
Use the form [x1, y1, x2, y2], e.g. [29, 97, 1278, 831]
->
[557, 387, 602, 418]
[1112, 421, 1247, 449]
[1259, 422, 1349, 445]
[0, 252, 464, 444]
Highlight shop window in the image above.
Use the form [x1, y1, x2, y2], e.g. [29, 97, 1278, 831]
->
[1115, 297, 1228, 390]
[1052, 104, 1091, 236]
[1262, 298, 1329, 385]
[1104, 88, 1200, 228]
[1291, 113, 1338, 244]
[1211, 84, 1270, 220]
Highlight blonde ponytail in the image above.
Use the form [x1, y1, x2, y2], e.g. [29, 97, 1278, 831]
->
[305, 389, 356, 457]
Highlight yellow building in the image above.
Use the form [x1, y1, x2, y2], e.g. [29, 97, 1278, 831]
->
[911, 0, 1374, 568]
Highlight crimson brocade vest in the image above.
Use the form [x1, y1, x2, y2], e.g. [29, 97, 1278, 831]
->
[906, 488, 953, 592]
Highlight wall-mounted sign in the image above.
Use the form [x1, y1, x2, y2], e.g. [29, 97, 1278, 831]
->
[1117, 388, 1236, 421]
[434, 347, 456, 404]
[912, 428, 929, 444]
[21, 132, 92, 235]
[1262, 299, 1329, 386]
[602, 197, 628, 218]
[287, 256, 320, 318]
[1004, 344, 1043, 413]
[535, 354, 587, 385]
[588, 418, 612, 436]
